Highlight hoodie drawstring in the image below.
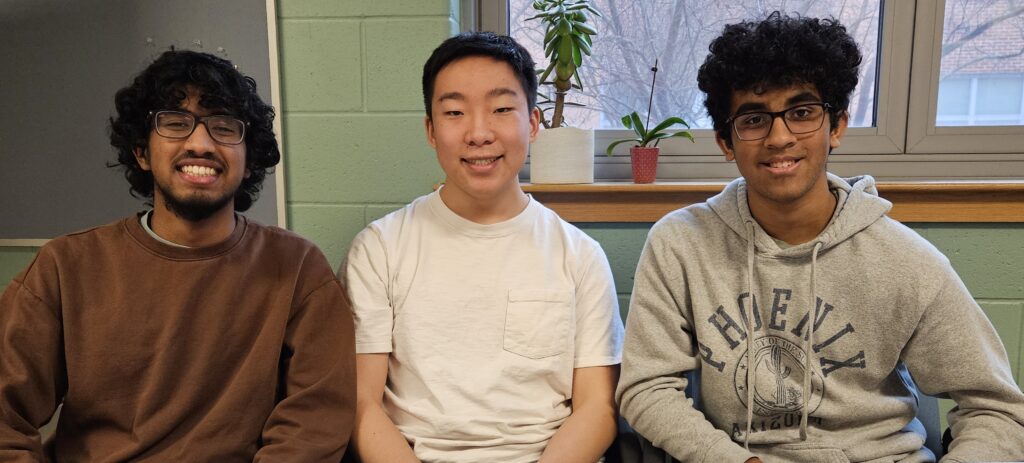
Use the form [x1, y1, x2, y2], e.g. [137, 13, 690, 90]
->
[800, 242, 823, 440]
[742, 222, 824, 448]
[744, 221, 756, 451]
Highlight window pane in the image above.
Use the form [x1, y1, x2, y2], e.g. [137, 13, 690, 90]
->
[936, 77, 971, 125]
[976, 77, 1022, 115]
[938, 0, 1024, 127]
[509, 0, 880, 130]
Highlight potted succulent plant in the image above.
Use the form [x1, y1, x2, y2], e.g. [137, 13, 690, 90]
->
[527, 0, 600, 184]
[605, 60, 694, 183]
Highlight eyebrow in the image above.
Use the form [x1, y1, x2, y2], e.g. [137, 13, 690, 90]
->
[436, 91, 464, 103]
[435, 87, 520, 103]
[487, 87, 520, 99]
[733, 91, 822, 114]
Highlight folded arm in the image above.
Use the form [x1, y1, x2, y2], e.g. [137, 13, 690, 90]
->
[902, 267, 1024, 463]
[352, 353, 419, 463]
[616, 232, 756, 463]
[539, 365, 619, 463]
[256, 278, 357, 462]
[0, 277, 64, 461]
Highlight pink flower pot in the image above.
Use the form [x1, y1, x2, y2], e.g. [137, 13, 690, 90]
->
[630, 146, 659, 183]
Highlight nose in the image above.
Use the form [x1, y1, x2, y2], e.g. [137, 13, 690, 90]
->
[764, 114, 796, 149]
[465, 113, 494, 146]
[184, 121, 217, 154]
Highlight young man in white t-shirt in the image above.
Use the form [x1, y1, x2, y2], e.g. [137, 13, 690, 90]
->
[342, 32, 624, 463]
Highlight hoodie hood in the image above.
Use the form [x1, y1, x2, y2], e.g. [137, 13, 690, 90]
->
[708, 173, 892, 257]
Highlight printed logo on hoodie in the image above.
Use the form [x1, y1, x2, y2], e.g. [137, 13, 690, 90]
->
[698, 288, 867, 434]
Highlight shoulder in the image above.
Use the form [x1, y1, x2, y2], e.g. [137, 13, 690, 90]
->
[33, 216, 134, 267]
[13, 217, 132, 303]
[362, 194, 431, 239]
[241, 219, 337, 284]
[861, 217, 950, 267]
[532, 201, 604, 254]
[647, 201, 725, 245]
[244, 218, 323, 256]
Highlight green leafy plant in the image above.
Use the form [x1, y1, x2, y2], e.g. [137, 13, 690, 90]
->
[528, 0, 600, 129]
[605, 112, 694, 155]
[605, 59, 694, 155]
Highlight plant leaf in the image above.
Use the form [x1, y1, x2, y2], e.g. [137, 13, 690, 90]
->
[539, 62, 555, 83]
[571, 39, 582, 67]
[543, 27, 557, 45]
[629, 112, 646, 140]
[605, 138, 641, 156]
[620, 114, 633, 129]
[574, 22, 597, 36]
[648, 117, 689, 137]
[557, 18, 572, 35]
[668, 130, 696, 142]
[544, 37, 558, 57]
[558, 37, 574, 63]
[572, 34, 591, 55]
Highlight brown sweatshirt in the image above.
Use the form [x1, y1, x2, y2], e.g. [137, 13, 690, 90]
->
[0, 214, 355, 462]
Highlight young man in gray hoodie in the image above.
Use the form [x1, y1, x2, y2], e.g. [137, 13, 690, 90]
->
[616, 12, 1024, 463]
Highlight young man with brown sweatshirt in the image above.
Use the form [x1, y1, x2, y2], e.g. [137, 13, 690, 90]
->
[0, 50, 356, 461]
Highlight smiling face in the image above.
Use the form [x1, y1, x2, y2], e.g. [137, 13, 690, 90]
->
[425, 55, 539, 216]
[716, 83, 847, 212]
[134, 87, 248, 222]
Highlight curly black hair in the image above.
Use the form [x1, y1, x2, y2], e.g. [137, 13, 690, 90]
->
[422, 31, 537, 117]
[109, 50, 280, 212]
[697, 12, 862, 148]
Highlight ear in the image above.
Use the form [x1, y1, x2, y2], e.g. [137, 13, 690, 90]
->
[715, 133, 736, 162]
[829, 110, 849, 151]
[133, 146, 152, 171]
[424, 116, 437, 150]
[528, 107, 541, 142]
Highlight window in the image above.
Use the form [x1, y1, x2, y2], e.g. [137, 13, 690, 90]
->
[472, 0, 1024, 181]
[936, 0, 1024, 127]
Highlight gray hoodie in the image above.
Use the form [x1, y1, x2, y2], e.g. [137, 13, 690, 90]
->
[617, 174, 1024, 463]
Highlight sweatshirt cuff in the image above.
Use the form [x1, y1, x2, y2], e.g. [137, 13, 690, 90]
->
[702, 435, 756, 463]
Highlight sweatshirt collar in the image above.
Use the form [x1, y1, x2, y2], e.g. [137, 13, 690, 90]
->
[427, 188, 540, 238]
[709, 173, 891, 257]
[124, 211, 248, 260]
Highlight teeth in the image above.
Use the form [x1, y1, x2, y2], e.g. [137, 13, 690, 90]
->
[181, 165, 217, 177]
[466, 157, 498, 166]
[769, 160, 795, 169]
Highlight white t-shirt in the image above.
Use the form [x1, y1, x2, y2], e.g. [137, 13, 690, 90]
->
[343, 190, 624, 463]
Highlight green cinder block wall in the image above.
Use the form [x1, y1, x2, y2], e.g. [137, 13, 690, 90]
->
[0, 0, 1020, 431]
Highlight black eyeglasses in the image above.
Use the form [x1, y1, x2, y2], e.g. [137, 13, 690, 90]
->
[726, 103, 832, 141]
[150, 110, 247, 145]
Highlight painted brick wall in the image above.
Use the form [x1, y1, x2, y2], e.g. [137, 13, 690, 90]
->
[278, 0, 458, 267]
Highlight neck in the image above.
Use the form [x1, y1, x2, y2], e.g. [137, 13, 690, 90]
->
[748, 184, 837, 246]
[438, 183, 529, 225]
[149, 201, 237, 248]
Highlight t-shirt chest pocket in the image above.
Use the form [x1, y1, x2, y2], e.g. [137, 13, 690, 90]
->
[503, 289, 573, 359]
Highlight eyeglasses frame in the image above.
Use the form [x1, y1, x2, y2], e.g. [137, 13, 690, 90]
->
[726, 102, 833, 141]
[148, 110, 248, 145]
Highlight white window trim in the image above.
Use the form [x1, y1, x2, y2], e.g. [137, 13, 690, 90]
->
[474, 0, 1024, 181]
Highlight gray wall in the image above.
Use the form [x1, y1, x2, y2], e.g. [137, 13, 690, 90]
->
[0, 0, 278, 239]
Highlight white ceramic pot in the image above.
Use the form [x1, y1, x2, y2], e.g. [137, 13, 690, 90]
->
[528, 127, 595, 184]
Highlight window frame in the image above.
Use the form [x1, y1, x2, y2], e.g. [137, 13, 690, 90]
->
[472, 0, 1024, 181]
